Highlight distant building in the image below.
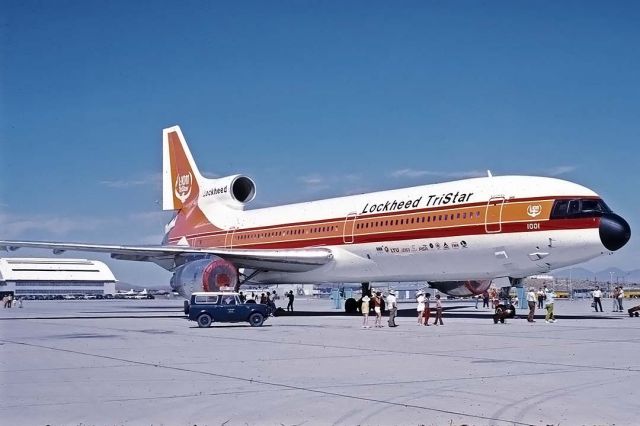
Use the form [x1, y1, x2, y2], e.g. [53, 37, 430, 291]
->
[0, 258, 116, 297]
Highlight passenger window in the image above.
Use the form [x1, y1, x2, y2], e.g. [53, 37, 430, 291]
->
[222, 296, 236, 305]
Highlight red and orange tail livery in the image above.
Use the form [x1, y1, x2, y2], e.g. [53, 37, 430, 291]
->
[162, 126, 202, 211]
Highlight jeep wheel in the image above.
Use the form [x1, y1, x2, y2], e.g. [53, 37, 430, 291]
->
[183, 301, 190, 315]
[249, 312, 264, 327]
[197, 313, 212, 328]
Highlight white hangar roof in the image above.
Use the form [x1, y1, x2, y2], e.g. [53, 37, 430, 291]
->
[0, 258, 116, 282]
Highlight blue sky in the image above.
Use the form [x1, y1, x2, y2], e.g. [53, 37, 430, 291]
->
[1, 1, 638, 285]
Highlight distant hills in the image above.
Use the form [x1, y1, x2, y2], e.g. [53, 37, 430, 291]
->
[553, 267, 640, 284]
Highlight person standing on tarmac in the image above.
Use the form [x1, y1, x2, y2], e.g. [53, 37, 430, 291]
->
[545, 288, 556, 323]
[416, 292, 426, 325]
[286, 290, 295, 312]
[373, 292, 383, 328]
[433, 294, 444, 325]
[527, 288, 537, 322]
[386, 290, 398, 327]
[422, 293, 431, 326]
[618, 287, 624, 312]
[537, 288, 545, 309]
[361, 294, 371, 328]
[592, 286, 603, 312]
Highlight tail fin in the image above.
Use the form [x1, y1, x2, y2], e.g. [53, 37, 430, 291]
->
[162, 126, 203, 210]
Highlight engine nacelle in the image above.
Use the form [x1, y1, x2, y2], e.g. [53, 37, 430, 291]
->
[170, 257, 238, 298]
[199, 174, 256, 209]
[428, 280, 492, 297]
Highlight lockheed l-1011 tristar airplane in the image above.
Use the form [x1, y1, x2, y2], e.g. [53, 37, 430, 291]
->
[1, 126, 631, 300]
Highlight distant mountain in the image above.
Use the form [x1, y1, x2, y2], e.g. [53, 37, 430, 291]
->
[554, 267, 640, 284]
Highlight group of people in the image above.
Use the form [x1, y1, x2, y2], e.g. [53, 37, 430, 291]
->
[611, 286, 625, 312]
[360, 289, 445, 329]
[2, 294, 22, 308]
[526, 286, 556, 323]
[360, 290, 402, 328]
[416, 291, 444, 326]
[475, 289, 498, 309]
[244, 290, 296, 312]
[592, 286, 625, 313]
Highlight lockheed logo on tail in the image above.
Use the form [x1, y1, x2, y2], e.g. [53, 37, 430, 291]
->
[174, 172, 193, 203]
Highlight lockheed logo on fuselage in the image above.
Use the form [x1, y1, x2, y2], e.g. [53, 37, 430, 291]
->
[203, 186, 228, 197]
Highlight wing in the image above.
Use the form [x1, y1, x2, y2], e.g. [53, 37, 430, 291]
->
[0, 240, 333, 272]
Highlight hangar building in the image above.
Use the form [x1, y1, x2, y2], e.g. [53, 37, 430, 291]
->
[0, 258, 116, 297]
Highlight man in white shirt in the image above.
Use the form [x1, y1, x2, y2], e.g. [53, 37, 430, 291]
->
[592, 286, 603, 312]
[618, 288, 624, 312]
[526, 288, 537, 322]
[387, 290, 398, 327]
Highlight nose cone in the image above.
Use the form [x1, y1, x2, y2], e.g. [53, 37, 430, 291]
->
[600, 213, 631, 251]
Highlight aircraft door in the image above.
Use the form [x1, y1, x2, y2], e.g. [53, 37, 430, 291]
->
[485, 196, 505, 233]
[224, 227, 237, 248]
[343, 212, 358, 244]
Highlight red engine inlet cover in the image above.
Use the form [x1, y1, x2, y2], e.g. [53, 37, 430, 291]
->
[202, 259, 238, 292]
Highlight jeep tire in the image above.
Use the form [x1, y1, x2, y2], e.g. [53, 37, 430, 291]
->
[249, 312, 265, 327]
[197, 313, 212, 328]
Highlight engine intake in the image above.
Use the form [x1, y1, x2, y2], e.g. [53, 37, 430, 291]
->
[170, 257, 238, 298]
[200, 174, 256, 208]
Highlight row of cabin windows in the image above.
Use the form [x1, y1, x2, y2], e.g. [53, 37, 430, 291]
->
[238, 211, 480, 240]
[235, 210, 482, 241]
[237, 225, 338, 240]
[355, 211, 482, 230]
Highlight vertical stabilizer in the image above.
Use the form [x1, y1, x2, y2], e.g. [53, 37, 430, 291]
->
[162, 126, 203, 211]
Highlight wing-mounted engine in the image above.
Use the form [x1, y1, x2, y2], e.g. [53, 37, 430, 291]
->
[428, 280, 492, 297]
[170, 257, 238, 298]
[199, 174, 256, 210]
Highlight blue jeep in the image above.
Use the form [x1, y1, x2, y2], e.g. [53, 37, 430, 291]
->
[188, 292, 271, 327]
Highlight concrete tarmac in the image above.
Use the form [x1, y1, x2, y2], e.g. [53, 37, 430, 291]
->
[1, 298, 639, 426]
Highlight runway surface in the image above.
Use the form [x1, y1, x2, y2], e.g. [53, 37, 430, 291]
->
[1, 298, 639, 425]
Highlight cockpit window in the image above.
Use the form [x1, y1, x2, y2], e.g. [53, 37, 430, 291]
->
[551, 199, 611, 219]
[568, 200, 581, 216]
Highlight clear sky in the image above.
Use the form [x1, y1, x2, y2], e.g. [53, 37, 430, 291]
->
[1, 1, 638, 286]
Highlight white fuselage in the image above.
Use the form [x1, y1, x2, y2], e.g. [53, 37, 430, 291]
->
[167, 175, 607, 284]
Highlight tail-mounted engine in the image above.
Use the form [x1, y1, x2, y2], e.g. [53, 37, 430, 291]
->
[199, 174, 256, 209]
[428, 280, 492, 297]
[170, 256, 238, 298]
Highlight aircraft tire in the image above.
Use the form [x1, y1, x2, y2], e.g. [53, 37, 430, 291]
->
[249, 312, 264, 327]
[197, 313, 212, 328]
[345, 298, 357, 314]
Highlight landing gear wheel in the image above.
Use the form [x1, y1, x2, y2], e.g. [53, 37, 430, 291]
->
[249, 312, 265, 327]
[345, 298, 357, 314]
[197, 313, 212, 328]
